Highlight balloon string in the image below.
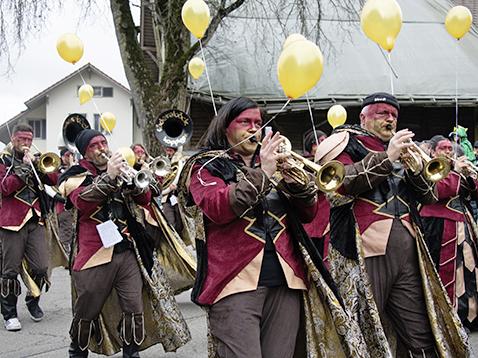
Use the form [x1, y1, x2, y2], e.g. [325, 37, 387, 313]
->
[388, 52, 394, 95]
[196, 99, 291, 187]
[77, 69, 113, 139]
[199, 39, 217, 116]
[305, 93, 318, 146]
[377, 45, 399, 79]
[454, 39, 458, 147]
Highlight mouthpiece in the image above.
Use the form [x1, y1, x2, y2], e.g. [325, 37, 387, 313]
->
[249, 137, 258, 143]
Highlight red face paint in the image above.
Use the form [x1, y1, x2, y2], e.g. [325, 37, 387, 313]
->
[433, 139, 453, 158]
[11, 131, 33, 152]
[84, 136, 108, 163]
[361, 103, 398, 141]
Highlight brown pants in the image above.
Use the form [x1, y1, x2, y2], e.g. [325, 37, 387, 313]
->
[0, 221, 48, 279]
[209, 286, 301, 358]
[365, 220, 436, 355]
[71, 250, 143, 321]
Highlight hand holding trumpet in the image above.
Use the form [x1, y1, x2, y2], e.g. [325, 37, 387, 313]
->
[106, 151, 125, 180]
[259, 131, 289, 179]
[386, 129, 415, 162]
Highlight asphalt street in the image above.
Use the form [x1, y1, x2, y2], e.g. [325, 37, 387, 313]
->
[1, 269, 478, 357]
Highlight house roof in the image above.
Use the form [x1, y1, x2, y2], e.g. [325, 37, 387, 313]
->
[191, 0, 478, 107]
[0, 63, 130, 130]
[24, 62, 130, 109]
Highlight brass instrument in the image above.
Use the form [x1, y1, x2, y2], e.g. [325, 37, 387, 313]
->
[62, 113, 91, 152]
[253, 136, 345, 192]
[100, 148, 153, 189]
[155, 109, 193, 148]
[390, 128, 450, 182]
[37, 152, 61, 174]
[155, 109, 192, 189]
[447, 155, 478, 177]
[149, 156, 172, 177]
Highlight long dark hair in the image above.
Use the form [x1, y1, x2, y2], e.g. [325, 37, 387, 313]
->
[198, 97, 262, 150]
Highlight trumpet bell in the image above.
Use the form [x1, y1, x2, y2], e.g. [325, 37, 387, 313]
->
[134, 170, 152, 189]
[38, 153, 61, 174]
[424, 157, 450, 183]
[316, 160, 346, 192]
[150, 156, 171, 177]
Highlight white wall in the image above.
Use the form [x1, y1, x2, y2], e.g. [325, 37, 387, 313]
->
[46, 71, 133, 153]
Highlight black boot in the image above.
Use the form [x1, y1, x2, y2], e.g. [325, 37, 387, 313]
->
[123, 343, 140, 358]
[1, 293, 18, 321]
[68, 342, 89, 358]
[25, 295, 44, 322]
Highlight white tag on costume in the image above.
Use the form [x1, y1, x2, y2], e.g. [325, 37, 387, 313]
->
[169, 194, 178, 206]
[96, 220, 123, 248]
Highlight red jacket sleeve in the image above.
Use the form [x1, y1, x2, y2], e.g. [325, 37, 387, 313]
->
[0, 163, 24, 197]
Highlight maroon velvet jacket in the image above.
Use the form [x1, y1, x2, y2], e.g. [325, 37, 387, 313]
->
[0, 148, 57, 230]
[189, 161, 318, 305]
[62, 160, 151, 271]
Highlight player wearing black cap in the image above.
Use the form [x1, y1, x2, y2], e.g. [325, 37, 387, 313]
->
[315, 92, 470, 357]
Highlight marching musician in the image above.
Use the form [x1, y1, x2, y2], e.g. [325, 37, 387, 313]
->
[179, 97, 368, 357]
[131, 143, 149, 171]
[59, 129, 190, 357]
[420, 135, 478, 328]
[319, 93, 470, 356]
[0, 124, 57, 331]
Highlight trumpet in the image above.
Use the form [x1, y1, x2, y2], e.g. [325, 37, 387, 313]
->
[389, 128, 450, 182]
[252, 136, 345, 192]
[446, 155, 478, 177]
[99, 150, 152, 189]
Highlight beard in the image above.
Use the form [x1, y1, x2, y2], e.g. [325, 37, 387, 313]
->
[90, 150, 110, 167]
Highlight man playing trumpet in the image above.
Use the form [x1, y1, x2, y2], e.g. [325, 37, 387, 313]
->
[420, 135, 478, 329]
[0, 124, 57, 331]
[59, 129, 190, 357]
[317, 93, 470, 357]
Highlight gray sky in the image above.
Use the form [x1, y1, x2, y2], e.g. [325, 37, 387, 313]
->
[0, 0, 139, 125]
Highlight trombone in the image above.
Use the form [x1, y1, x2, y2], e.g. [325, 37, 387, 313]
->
[390, 128, 450, 182]
[22, 144, 61, 191]
[252, 136, 345, 192]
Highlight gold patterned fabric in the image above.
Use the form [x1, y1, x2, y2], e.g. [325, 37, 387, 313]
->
[328, 225, 472, 358]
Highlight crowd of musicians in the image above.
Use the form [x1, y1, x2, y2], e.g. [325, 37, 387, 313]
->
[1, 92, 478, 357]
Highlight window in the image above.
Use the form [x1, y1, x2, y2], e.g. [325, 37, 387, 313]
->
[28, 119, 46, 140]
[77, 85, 114, 98]
[102, 87, 113, 97]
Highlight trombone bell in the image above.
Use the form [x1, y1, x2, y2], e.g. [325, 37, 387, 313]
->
[316, 160, 346, 192]
[38, 153, 61, 174]
[424, 157, 450, 183]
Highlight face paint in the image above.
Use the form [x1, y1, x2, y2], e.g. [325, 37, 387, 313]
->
[11, 131, 33, 153]
[226, 108, 262, 156]
[433, 139, 453, 158]
[361, 103, 398, 141]
[84, 136, 109, 166]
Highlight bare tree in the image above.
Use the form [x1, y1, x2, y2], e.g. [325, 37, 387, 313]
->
[0, 0, 362, 154]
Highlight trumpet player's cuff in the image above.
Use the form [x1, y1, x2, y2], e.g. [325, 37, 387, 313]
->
[229, 167, 272, 217]
[278, 180, 318, 207]
[13, 164, 33, 183]
[405, 171, 437, 204]
[79, 173, 118, 201]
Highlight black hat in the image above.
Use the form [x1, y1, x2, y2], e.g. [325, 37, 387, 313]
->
[59, 148, 70, 157]
[474, 141, 478, 148]
[75, 129, 105, 156]
[303, 129, 326, 153]
[362, 92, 400, 111]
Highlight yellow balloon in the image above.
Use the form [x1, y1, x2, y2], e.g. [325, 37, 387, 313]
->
[188, 57, 205, 79]
[181, 0, 210, 39]
[100, 112, 117, 132]
[56, 33, 84, 64]
[118, 147, 136, 167]
[78, 84, 94, 105]
[360, 0, 402, 52]
[445, 6, 473, 40]
[327, 105, 347, 128]
[283, 34, 306, 50]
[277, 40, 324, 99]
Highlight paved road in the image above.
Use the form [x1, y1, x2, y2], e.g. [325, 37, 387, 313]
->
[1, 269, 477, 357]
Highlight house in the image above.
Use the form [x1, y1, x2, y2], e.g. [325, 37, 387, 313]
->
[0, 63, 137, 153]
[140, 0, 478, 149]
